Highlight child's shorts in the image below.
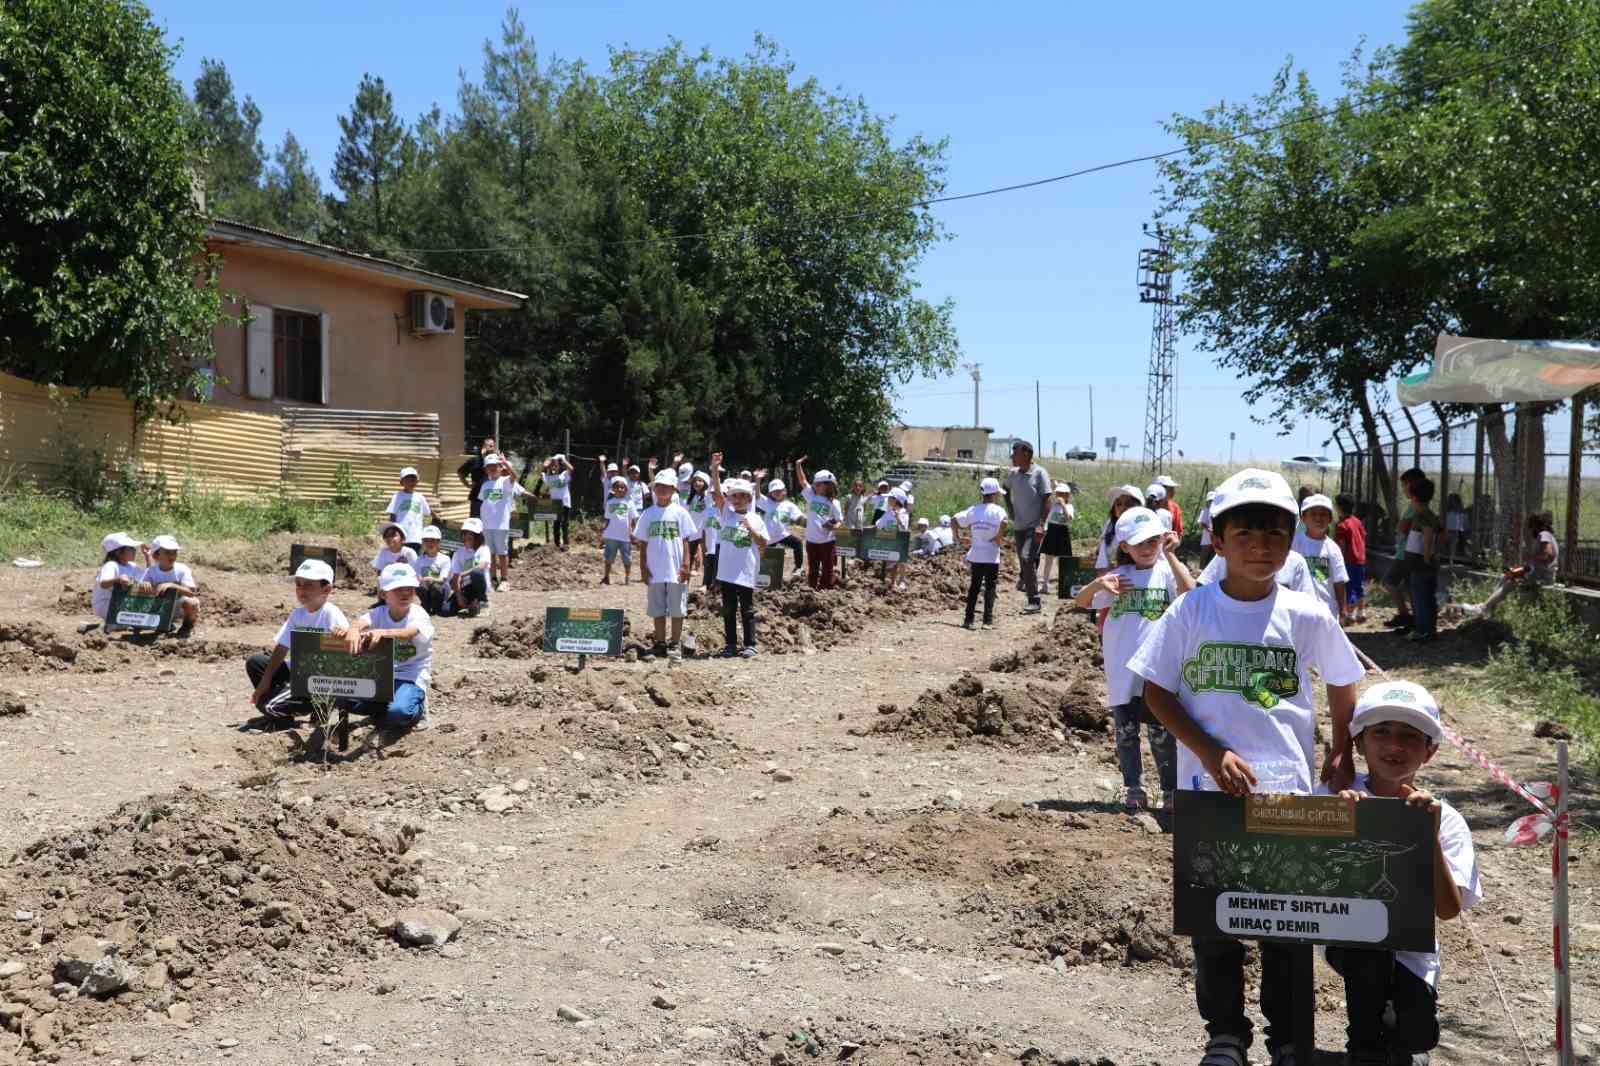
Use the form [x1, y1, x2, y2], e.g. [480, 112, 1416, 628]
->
[604, 538, 632, 564]
[1346, 563, 1366, 604]
[485, 529, 512, 555]
[646, 581, 688, 618]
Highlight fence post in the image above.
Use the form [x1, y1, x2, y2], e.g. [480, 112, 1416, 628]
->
[1401, 406, 1423, 470]
[1432, 403, 1451, 505]
[1473, 414, 1487, 560]
[1565, 394, 1584, 581]
[1381, 410, 1402, 535]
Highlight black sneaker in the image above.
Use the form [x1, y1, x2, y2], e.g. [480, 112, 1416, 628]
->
[652, 641, 668, 659]
[962, 620, 976, 630]
[1021, 601, 1042, 615]
[717, 646, 739, 658]
[1385, 613, 1414, 629]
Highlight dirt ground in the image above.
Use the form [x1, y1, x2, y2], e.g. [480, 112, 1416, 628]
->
[0, 534, 1593, 1065]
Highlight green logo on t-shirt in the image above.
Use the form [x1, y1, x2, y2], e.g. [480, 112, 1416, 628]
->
[395, 642, 418, 663]
[1111, 586, 1171, 622]
[607, 501, 630, 519]
[486, 489, 504, 503]
[720, 524, 753, 548]
[648, 520, 681, 540]
[809, 499, 830, 517]
[1181, 642, 1301, 709]
[1305, 555, 1330, 583]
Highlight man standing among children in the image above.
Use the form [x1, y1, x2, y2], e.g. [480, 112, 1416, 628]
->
[1004, 439, 1052, 615]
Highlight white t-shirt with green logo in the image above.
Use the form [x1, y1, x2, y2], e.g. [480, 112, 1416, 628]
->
[800, 487, 844, 544]
[715, 504, 766, 588]
[1090, 557, 1178, 705]
[698, 498, 723, 555]
[1198, 549, 1319, 599]
[602, 495, 641, 543]
[954, 503, 1008, 565]
[541, 470, 571, 506]
[1290, 531, 1349, 619]
[758, 496, 804, 544]
[411, 550, 451, 582]
[363, 603, 434, 687]
[372, 545, 418, 574]
[633, 502, 696, 582]
[477, 476, 528, 531]
[684, 494, 714, 544]
[272, 602, 350, 664]
[385, 490, 431, 543]
[1127, 582, 1363, 794]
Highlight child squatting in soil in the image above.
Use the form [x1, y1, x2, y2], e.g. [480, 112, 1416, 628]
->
[709, 452, 769, 657]
[954, 477, 1009, 630]
[93, 532, 145, 623]
[246, 558, 350, 720]
[138, 533, 201, 638]
[1320, 680, 1480, 1066]
[1074, 506, 1192, 810]
[411, 525, 452, 616]
[371, 522, 418, 606]
[442, 518, 491, 617]
[1128, 467, 1364, 1066]
[342, 562, 434, 731]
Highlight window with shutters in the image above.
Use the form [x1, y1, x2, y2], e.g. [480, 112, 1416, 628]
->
[272, 310, 323, 403]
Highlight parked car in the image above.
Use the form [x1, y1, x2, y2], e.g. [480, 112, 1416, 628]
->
[1061, 447, 1097, 461]
[1281, 454, 1340, 473]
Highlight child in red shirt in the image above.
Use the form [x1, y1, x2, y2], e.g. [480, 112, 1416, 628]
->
[1334, 493, 1368, 625]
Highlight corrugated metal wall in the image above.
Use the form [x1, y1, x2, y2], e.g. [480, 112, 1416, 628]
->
[281, 405, 444, 509]
[134, 404, 283, 501]
[0, 371, 138, 475]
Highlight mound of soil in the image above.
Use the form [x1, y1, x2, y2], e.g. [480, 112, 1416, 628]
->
[911, 548, 1020, 611]
[0, 785, 430, 1060]
[470, 615, 546, 658]
[988, 607, 1104, 681]
[799, 806, 1186, 972]
[868, 672, 1107, 750]
[0, 622, 81, 673]
[727, 1020, 1111, 1066]
[682, 579, 923, 656]
[507, 541, 607, 590]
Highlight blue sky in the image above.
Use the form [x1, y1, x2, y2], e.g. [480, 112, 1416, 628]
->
[150, 0, 1414, 464]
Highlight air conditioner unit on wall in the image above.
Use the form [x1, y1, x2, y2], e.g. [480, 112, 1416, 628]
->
[408, 291, 456, 336]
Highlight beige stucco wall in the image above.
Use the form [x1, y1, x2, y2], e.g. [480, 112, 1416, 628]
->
[942, 427, 990, 459]
[894, 425, 945, 459]
[207, 247, 468, 452]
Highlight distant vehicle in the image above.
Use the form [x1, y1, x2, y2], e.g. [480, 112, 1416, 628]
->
[1281, 454, 1340, 473]
[1061, 447, 1097, 461]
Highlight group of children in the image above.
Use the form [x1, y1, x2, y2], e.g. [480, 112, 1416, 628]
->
[93, 532, 201, 636]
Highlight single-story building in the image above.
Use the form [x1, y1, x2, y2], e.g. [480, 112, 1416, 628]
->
[894, 423, 993, 461]
[203, 220, 525, 454]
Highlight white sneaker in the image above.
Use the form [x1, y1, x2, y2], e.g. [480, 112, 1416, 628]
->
[496, 581, 509, 593]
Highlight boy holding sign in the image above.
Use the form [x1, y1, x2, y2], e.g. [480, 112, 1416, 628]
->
[247, 559, 350, 720]
[1128, 468, 1364, 1066]
[343, 562, 434, 730]
[1324, 681, 1479, 1066]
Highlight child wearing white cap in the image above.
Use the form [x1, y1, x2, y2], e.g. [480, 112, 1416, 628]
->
[411, 526, 452, 615]
[599, 474, 641, 586]
[139, 534, 200, 637]
[875, 487, 913, 592]
[953, 479, 1009, 628]
[1037, 481, 1076, 596]
[1197, 489, 1218, 569]
[1320, 680, 1479, 1065]
[709, 453, 771, 657]
[935, 514, 954, 551]
[909, 517, 940, 558]
[342, 562, 434, 731]
[1291, 493, 1349, 622]
[1128, 468, 1364, 1065]
[869, 479, 890, 527]
[246, 558, 349, 720]
[372, 522, 419, 606]
[633, 470, 698, 661]
[476, 454, 529, 592]
[794, 456, 844, 589]
[538, 454, 575, 551]
[442, 518, 491, 617]
[682, 470, 715, 600]
[385, 467, 431, 552]
[1073, 507, 1192, 809]
[754, 469, 805, 571]
[1155, 474, 1183, 534]
[1095, 485, 1145, 571]
[93, 532, 146, 622]
[1143, 482, 1175, 532]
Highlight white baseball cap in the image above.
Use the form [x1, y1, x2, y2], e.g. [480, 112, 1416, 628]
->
[293, 559, 334, 583]
[725, 478, 754, 496]
[1114, 506, 1166, 547]
[652, 470, 678, 488]
[899, 480, 913, 491]
[1351, 680, 1442, 744]
[1109, 484, 1143, 505]
[889, 487, 909, 504]
[938, 514, 951, 527]
[150, 534, 182, 552]
[916, 517, 930, 527]
[1156, 474, 1179, 489]
[1300, 493, 1335, 514]
[1209, 468, 1298, 519]
[979, 477, 1004, 496]
[1053, 481, 1072, 494]
[101, 532, 140, 553]
[1144, 482, 1167, 501]
[381, 520, 405, 537]
[420, 525, 442, 540]
[461, 517, 485, 534]
[609, 475, 628, 488]
[876, 479, 890, 489]
[677, 462, 693, 480]
[379, 562, 419, 591]
[628, 463, 641, 473]
[606, 462, 619, 473]
[691, 470, 710, 486]
[767, 479, 787, 494]
[483, 453, 504, 466]
[399, 466, 419, 480]
[814, 469, 837, 484]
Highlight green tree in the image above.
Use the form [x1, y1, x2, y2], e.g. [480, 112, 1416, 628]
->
[331, 73, 411, 254]
[0, 0, 223, 414]
[191, 57, 271, 225]
[263, 131, 328, 239]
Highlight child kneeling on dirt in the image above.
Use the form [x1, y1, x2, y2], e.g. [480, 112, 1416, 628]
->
[341, 562, 434, 731]
[634, 470, 697, 661]
[954, 478, 1008, 629]
[247, 559, 350, 720]
[1128, 468, 1364, 1066]
[93, 532, 146, 623]
[442, 518, 491, 617]
[411, 526, 452, 615]
[139, 534, 201, 637]
[1074, 506, 1192, 810]
[709, 455, 769, 657]
[1319, 680, 1479, 1066]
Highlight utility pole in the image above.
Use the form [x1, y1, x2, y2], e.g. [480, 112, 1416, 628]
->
[1229, 431, 1236, 465]
[963, 363, 982, 427]
[1137, 223, 1177, 475]
[1088, 384, 1095, 458]
[1035, 380, 1041, 451]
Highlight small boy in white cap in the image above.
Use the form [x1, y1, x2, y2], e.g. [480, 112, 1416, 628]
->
[539, 454, 574, 551]
[954, 478, 1009, 628]
[343, 562, 434, 730]
[1038, 481, 1076, 595]
[633, 469, 697, 661]
[935, 514, 955, 550]
[794, 456, 844, 589]
[755, 471, 805, 571]
[869, 479, 891, 527]
[372, 521, 418, 606]
[709, 453, 770, 657]
[139, 534, 200, 637]
[442, 517, 491, 617]
[1144, 482, 1175, 532]
[910, 517, 940, 558]
[599, 473, 640, 585]
[411, 526, 452, 615]
[93, 532, 145, 623]
[1074, 507, 1192, 808]
[1292, 493, 1349, 621]
[246, 558, 349, 720]
[476, 454, 529, 592]
[1323, 680, 1479, 1066]
[1128, 467, 1364, 1066]
[385, 467, 431, 552]
[876, 486, 913, 592]
[1197, 489, 1218, 569]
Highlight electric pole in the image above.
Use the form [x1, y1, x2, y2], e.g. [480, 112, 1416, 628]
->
[1137, 223, 1177, 475]
[1035, 380, 1041, 452]
[963, 363, 981, 427]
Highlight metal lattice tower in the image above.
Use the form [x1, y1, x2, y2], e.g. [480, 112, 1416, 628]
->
[1137, 224, 1176, 475]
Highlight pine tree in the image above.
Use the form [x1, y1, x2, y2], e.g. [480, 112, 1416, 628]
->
[190, 58, 271, 224]
[263, 132, 328, 240]
[331, 73, 410, 253]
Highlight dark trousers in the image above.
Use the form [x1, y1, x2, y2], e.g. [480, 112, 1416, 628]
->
[1408, 557, 1437, 638]
[703, 550, 720, 589]
[964, 562, 999, 624]
[719, 580, 755, 648]
[1326, 947, 1439, 1056]
[245, 653, 303, 716]
[440, 572, 488, 616]
[552, 504, 570, 547]
[1193, 936, 1298, 1053]
[777, 534, 803, 569]
[1013, 529, 1040, 603]
[806, 541, 836, 589]
[418, 582, 448, 616]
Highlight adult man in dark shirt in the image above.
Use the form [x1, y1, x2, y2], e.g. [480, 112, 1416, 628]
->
[1004, 440, 1052, 614]
[458, 438, 498, 519]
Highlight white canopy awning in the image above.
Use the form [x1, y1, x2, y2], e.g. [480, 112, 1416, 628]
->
[1397, 334, 1600, 406]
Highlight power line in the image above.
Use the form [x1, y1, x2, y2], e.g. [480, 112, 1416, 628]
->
[396, 23, 1594, 256]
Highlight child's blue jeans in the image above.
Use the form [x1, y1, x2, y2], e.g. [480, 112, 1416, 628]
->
[1408, 558, 1437, 638]
[350, 682, 426, 730]
[1112, 696, 1177, 800]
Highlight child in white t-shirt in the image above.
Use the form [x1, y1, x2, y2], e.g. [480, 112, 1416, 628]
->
[343, 562, 434, 731]
[868, 479, 890, 526]
[539, 454, 574, 551]
[1322, 681, 1479, 1065]
[93, 532, 146, 623]
[755, 471, 805, 571]
[1291, 493, 1349, 621]
[599, 475, 640, 586]
[1127, 468, 1364, 1064]
[633, 470, 697, 662]
[794, 456, 844, 590]
[875, 487, 912, 593]
[246, 558, 350, 720]
[1074, 507, 1193, 809]
[139, 533, 200, 637]
[1197, 489, 1217, 569]
[1037, 481, 1076, 595]
[476, 454, 529, 592]
[385, 467, 431, 551]
[709, 454, 770, 657]
[411, 525, 452, 615]
[372, 522, 418, 606]
[954, 478, 1009, 629]
[683, 469, 714, 585]
[442, 518, 491, 617]
[910, 517, 940, 557]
